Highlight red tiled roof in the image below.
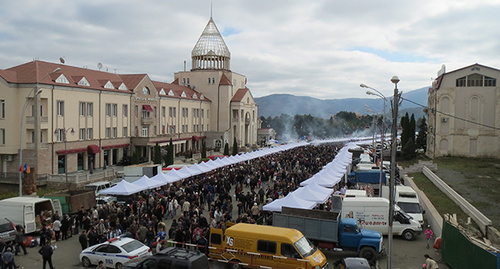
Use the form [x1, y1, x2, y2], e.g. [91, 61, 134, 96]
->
[219, 73, 232, 85]
[3, 61, 133, 92]
[231, 87, 249, 102]
[152, 81, 211, 102]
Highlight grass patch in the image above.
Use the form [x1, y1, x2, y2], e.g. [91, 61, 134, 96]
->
[410, 172, 470, 225]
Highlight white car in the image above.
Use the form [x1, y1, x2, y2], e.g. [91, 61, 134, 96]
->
[80, 237, 152, 269]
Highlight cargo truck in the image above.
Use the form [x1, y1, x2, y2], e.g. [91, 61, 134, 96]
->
[273, 206, 383, 264]
[342, 197, 422, 240]
[44, 190, 96, 214]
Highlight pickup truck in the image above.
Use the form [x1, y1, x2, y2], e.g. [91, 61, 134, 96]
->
[273, 206, 383, 264]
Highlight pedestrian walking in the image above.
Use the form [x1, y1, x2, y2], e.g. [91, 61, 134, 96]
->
[38, 241, 55, 269]
[14, 227, 27, 256]
[424, 254, 439, 269]
[425, 225, 434, 249]
[79, 230, 88, 250]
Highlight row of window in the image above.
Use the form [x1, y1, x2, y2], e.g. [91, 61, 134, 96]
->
[456, 74, 496, 87]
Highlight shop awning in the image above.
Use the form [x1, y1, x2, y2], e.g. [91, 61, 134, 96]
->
[192, 135, 199, 141]
[143, 105, 154, 112]
[87, 145, 101, 154]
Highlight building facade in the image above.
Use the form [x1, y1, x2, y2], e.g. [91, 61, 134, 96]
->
[0, 16, 258, 181]
[426, 63, 500, 158]
[174, 17, 258, 150]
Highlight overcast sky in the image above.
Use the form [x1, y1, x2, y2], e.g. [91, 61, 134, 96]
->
[1, 0, 499, 100]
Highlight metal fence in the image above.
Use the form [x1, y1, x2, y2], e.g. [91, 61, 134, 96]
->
[442, 217, 500, 269]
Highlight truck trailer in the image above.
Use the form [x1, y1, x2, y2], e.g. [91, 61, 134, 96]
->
[273, 206, 383, 264]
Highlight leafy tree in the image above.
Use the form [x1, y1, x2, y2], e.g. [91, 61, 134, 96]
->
[232, 137, 238, 155]
[416, 117, 428, 151]
[223, 142, 229, 156]
[400, 113, 410, 150]
[201, 140, 207, 159]
[132, 150, 140, 164]
[154, 143, 161, 164]
[402, 139, 417, 160]
[164, 138, 174, 166]
[409, 114, 416, 144]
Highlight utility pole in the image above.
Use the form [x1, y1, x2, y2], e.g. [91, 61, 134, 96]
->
[387, 75, 400, 269]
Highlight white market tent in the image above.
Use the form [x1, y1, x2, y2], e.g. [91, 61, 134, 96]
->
[99, 180, 139, 196]
[291, 186, 331, 203]
[96, 140, 365, 202]
[262, 192, 317, 212]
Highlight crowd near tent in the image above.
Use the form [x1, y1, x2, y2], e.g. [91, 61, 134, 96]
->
[99, 137, 374, 212]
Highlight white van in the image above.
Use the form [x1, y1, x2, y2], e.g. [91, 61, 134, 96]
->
[0, 197, 61, 234]
[382, 185, 424, 226]
[342, 197, 422, 240]
[83, 181, 114, 196]
[395, 186, 424, 226]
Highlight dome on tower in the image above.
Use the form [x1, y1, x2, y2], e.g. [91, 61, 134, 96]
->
[191, 17, 231, 71]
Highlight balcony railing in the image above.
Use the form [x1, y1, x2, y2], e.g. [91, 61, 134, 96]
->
[142, 117, 154, 124]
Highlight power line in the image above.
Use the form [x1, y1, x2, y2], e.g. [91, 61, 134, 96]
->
[399, 96, 500, 130]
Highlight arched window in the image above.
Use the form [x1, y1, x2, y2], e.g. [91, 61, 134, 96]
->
[142, 87, 150, 95]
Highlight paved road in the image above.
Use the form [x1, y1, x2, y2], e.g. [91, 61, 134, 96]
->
[12, 233, 448, 269]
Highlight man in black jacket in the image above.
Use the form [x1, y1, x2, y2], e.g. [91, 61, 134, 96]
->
[79, 230, 88, 250]
[38, 241, 54, 269]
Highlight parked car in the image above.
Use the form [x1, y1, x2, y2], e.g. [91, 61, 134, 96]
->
[122, 247, 209, 269]
[334, 257, 372, 269]
[80, 237, 151, 269]
[0, 218, 16, 243]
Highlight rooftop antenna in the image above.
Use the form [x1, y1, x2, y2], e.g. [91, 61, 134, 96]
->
[97, 62, 103, 71]
[59, 57, 65, 64]
[211, 1, 213, 18]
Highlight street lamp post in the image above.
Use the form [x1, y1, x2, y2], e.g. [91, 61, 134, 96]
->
[54, 127, 75, 185]
[360, 84, 387, 197]
[388, 76, 400, 269]
[18, 68, 60, 196]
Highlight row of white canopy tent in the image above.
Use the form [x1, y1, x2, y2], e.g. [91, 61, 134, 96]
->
[261, 140, 363, 212]
[99, 141, 310, 196]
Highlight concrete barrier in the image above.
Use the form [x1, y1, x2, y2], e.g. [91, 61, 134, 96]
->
[422, 166, 492, 236]
[404, 174, 443, 238]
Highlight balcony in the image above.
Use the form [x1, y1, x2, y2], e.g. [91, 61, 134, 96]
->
[142, 117, 154, 125]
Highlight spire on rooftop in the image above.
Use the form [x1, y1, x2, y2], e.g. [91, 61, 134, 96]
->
[191, 17, 231, 71]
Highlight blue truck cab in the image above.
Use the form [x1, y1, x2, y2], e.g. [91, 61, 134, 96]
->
[339, 218, 383, 261]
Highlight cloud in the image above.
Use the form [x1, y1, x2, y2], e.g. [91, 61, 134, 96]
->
[0, 0, 499, 100]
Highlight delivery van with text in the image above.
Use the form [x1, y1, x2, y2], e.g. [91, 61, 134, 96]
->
[342, 197, 422, 240]
[209, 223, 328, 269]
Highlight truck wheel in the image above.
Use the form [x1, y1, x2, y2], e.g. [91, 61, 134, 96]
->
[402, 230, 415, 240]
[81, 257, 91, 267]
[228, 259, 242, 269]
[359, 247, 377, 264]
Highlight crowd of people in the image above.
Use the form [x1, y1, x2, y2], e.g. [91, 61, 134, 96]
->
[69, 143, 345, 254]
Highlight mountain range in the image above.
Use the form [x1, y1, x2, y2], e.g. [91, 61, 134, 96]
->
[255, 86, 429, 120]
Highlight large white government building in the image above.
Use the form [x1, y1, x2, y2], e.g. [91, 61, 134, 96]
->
[0, 16, 258, 182]
[426, 63, 499, 158]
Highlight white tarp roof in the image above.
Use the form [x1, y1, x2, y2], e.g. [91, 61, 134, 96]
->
[291, 186, 331, 203]
[262, 192, 317, 212]
[99, 180, 140, 196]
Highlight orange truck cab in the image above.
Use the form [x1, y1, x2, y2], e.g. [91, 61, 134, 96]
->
[209, 223, 328, 269]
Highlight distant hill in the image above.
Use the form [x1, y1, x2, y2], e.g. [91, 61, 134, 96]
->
[256, 87, 429, 119]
